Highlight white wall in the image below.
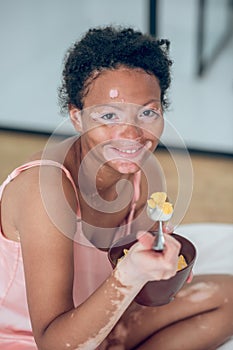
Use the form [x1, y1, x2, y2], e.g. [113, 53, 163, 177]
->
[0, 0, 232, 153]
[158, 0, 233, 154]
[0, 0, 147, 132]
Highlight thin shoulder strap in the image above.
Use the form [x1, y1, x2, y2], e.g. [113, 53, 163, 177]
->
[0, 160, 79, 205]
[125, 171, 141, 233]
[132, 170, 141, 203]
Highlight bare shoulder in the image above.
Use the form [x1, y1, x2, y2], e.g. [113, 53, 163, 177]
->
[1, 136, 79, 239]
[1, 152, 78, 241]
[15, 162, 78, 237]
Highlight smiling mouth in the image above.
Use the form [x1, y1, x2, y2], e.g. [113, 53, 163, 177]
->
[115, 146, 142, 154]
[103, 141, 152, 161]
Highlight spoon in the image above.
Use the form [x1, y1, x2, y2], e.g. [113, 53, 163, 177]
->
[152, 220, 165, 251]
[147, 192, 173, 252]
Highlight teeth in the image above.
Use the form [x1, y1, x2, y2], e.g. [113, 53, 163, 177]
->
[118, 148, 138, 154]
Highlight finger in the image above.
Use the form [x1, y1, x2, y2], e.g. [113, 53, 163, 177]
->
[186, 271, 193, 283]
[136, 231, 154, 249]
[162, 234, 181, 260]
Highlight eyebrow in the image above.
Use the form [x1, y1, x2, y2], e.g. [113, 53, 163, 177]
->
[142, 99, 161, 106]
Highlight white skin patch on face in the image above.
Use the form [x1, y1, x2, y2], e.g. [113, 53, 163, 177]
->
[89, 111, 102, 121]
[109, 89, 119, 98]
[177, 282, 219, 302]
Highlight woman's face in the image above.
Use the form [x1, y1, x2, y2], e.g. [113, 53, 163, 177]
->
[70, 67, 164, 175]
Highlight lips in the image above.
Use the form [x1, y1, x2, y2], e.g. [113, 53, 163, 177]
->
[103, 140, 152, 161]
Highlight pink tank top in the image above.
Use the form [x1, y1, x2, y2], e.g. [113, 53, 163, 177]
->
[0, 160, 141, 349]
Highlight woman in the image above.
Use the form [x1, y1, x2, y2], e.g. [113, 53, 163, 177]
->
[0, 26, 232, 349]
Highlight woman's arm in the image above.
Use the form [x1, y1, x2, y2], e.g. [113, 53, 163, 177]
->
[15, 167, 180, 350]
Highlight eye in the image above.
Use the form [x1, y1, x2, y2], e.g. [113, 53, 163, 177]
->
[138, 109, 161, 121]
[101, 113, 119, 123]
[89, 108, 122, 124]
[101, 113, 115, 120]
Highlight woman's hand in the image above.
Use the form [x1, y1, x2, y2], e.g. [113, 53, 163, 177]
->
[115, 231, 181, 288]
[150, 223, 193, 284]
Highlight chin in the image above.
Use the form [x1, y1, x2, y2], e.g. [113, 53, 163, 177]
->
[110, 160, 141, 174]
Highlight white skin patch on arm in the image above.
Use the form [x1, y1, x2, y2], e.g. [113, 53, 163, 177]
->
[109, 89, 119, 98]
[73, 275, 141, 350]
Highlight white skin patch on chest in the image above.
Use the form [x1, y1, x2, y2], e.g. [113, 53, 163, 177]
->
[176, 282, 219, 302]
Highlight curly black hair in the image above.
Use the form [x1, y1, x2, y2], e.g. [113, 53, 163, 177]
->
[58, 26, 172, 114]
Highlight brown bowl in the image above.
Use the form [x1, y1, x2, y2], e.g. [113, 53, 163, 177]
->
[108, 232, 196, 307]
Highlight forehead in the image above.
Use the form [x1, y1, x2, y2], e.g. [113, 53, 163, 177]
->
[83, 67, 161, 108]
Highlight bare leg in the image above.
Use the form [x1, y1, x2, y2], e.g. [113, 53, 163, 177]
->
[101, 274, 233, 350]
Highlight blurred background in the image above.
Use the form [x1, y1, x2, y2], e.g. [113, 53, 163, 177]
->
[0, 0, 233, 224]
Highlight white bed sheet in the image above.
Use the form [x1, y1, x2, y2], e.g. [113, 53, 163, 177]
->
[177, 223, 233, 350]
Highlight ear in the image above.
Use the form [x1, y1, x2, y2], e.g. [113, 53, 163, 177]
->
[69, 106, 83, 133]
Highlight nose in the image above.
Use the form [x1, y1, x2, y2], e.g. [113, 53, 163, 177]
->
[116, 122, 143, 139]
[116, 106, 144, 139]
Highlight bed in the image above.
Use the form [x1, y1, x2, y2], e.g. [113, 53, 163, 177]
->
[177, 223, 233, 350]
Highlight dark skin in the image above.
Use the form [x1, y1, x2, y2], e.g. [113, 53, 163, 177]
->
[1, 67, 233, 349]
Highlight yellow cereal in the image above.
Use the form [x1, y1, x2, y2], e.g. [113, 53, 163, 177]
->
[150, 192, 167, 204]
[123, 249, 129, 256]
[162, 202, 173, 215]
[147, 198, 156, 208]
[177, 255, 187, 271]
